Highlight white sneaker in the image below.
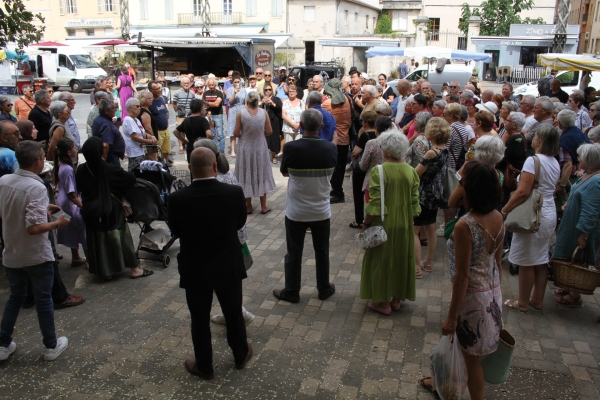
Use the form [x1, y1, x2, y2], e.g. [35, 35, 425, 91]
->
[0, 342, 16, 361]
[44, 336, 68, 361]
[210, 314, 226, 325]
[244, 311, 256, 326]
[436, 224, 445, 237]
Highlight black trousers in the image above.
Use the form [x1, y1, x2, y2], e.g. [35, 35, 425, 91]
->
[352, 170, 367, 224]
[185, 279, 248, 374]
[330, 145, 349, 198]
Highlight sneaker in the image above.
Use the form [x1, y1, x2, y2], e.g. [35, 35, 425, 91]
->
[436, 224, 445, 237]
[0, 342, 16, 361]
[210, 313, 226, 325]
[44, 336, 68, 361]
[244, 311, 256, 326]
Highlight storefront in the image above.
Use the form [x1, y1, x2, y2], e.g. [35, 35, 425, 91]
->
[471, 24, 580, 81]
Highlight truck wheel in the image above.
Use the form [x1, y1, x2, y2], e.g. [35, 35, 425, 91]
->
[70, 80, 82, 93]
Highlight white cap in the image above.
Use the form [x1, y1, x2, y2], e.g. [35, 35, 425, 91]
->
[475, 101, 498, 115]
[360, 72, 368, 79]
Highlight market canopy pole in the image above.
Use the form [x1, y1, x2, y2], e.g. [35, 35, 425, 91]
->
[553, 0, 572, 53]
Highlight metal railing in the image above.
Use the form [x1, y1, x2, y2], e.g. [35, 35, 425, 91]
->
[426, 30, 467, 50]
[178, 12, 243, 25]
[509, 66, 543, 84]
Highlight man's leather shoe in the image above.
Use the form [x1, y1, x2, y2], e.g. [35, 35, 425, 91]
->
[318, 283, 336, 300]
[272, 289, 300, 303]
[330, 196, 345, 204]
[184, 359, 214, 380]
[235, 343, 253, 369]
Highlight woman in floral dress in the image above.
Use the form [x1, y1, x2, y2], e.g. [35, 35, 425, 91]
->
[407, 112, 433, 168]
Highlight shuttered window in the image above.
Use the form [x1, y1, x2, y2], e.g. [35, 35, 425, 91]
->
[247, 0, 257, 17]
[272, 0, 282, 17]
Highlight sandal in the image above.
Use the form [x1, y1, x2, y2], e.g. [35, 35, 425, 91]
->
[421, 261, 433, 273]
[415, 268, 423, 279]
[419, 376, 435, 393]
[131, 269, 154, 279]
[367, 301, 391, 316]
[349, 221, 361, 229]
[553, 288, 570, 297]
[504, 299, 528, 313]
[71, 257, 87, 266]
[554, 294, 582, 308]
[391, 299, 402, 311]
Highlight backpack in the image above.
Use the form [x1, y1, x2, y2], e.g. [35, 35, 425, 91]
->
[537, 75, 552, 97]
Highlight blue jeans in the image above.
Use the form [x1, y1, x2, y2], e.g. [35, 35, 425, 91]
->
[0, 262, 57, 349]
[284, 217, 332, 294]
[211, 114, 225, 153]
[106, 153, 121, 167]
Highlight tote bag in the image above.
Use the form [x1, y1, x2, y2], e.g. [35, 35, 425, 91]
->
[505, 155, 543, 234]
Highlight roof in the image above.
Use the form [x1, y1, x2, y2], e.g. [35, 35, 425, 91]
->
[343, 0, 382, 11]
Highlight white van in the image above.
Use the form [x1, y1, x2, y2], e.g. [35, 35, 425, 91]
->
[30, 46, 107, 92]
[514, 70, 600, 98]
[404, 63, 474, 94]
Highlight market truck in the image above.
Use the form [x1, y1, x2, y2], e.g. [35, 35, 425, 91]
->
[31, 46, 107, 92]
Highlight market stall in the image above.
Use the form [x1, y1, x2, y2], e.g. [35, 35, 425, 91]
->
[537, 53, 600, 71]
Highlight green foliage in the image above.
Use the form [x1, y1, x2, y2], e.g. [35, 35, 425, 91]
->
[460, 0, 545, 37]
[275, 52, 295, 66]
[375, 14, 393, 34]
[0, 0, 45, 49]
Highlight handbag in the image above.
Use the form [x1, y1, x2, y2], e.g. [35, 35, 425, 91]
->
[480, 321, 516, 384]
[504, 133, 528, 191]
[505, 155, 543, 234]
[357, 165, 388, 249]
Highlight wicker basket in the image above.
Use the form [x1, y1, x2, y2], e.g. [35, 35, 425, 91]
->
[551, 248, 600, 295]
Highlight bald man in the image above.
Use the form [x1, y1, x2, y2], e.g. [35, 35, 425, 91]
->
[168, 147, 251, 379]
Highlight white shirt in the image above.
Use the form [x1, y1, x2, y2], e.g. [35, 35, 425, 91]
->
[394, 94, 412, 125]
[523, 114, 536, 131]
[121, 116, 146, 158]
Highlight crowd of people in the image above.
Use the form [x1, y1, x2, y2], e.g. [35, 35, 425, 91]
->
[1, 64, 600, 400]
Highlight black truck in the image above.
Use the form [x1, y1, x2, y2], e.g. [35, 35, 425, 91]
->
[288, 61, 344, 88]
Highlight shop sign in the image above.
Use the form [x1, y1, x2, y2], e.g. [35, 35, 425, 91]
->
[254, 50, 272, 67]
[500, 41, 523, 46]
[65, 19, 113, 28]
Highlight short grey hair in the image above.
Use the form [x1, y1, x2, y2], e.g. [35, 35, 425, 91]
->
[206, 77, 216, 85]
[49, 101, 68, 118]
[0, 96, 9, 105]
[521, 95, 536, 108]
[342, 75, 351, 85]
[553, 103, 568, 114]
[125, 97, 140, 111]
[95, 75, 106, 89]
[34, 89, 49, 104]
[460, 105, 468, 122]
[375, 84, 383, 94]
[508, 111, 526, 130]
[378, 129, 409, 160]
[588, 126, 600, 143]
[474, 135, 505, 166]
[51, 92, 61, 101]
[137, 89, 152, 103]
[57, 92, 73, 102]
[246, 90, 260, 107]
[577, 143, 600, 170]
[375, 103, 392, 116]
[94, 91, 108, 102]
[414, 111, 433, 134]
[557, 109, 577, 128]
[433, 99, 447, 110]
[363, 85, 376, 97]
[590, 101, 600, 110]
[459, 91, 474, 100]
[15, 140, 43, 168]
[502, 101, 519, 112]
[312, 75, 323, 83]
[535, 96, 555, 114]
[98, 98, 115, 115]
[306, 91, 323, 106]
[300, 109, 323, 133]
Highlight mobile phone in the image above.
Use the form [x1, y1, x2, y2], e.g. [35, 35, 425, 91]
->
[51, 210, 71, 220]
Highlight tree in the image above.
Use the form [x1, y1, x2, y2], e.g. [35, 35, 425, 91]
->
[275, 52, 295, 67]
[459, 0, 544, 37]
[375, 14, 393, 35]
[0, 0, 45, 49]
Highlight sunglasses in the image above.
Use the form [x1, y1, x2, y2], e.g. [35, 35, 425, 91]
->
[449, 86, 458, 88]
[264, 88, 273, 91]
[256, 72, 263, 75]
[2, 103, 13, 107]
[264, 74, 272, 77]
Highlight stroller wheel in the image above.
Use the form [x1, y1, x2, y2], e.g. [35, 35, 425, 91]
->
[509, 263, 519, 276]
[162, 254, 170, 268]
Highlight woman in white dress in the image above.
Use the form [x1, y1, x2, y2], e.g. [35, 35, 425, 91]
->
[281, 85, 304, 156]
[121, 98, 158, 171]
[501, 125, 560, 313]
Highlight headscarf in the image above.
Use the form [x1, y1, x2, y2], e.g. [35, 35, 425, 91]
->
[81, 136, 112, 216]
[15, 120, 35, 141]
[323, 78, 346, 105]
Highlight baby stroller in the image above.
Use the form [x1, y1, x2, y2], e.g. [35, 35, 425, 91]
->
[124, 155, 187, 268]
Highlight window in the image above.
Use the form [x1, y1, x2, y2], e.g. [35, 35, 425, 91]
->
[140, 0, 148, 20]
[391, 10, 407, 31]
[223, 0, 232, 15]
[165, 0, 173, 20]
[65, 0, 77, 14]
[271, 0, 283, 17]
[366, 15, 369, 29]
[428, 18, 440, 41]
[105, 28, 114, 35]
[373, 17, 376, 30]
[345, 10, 348, 22]
[193, 0, 201, 15]
[86, 29, 95, 36]
[304, 6, 315, 22]
[67, 29, 76, 37]
[103, 0, 115, 12]
[247, 0, 257, 17]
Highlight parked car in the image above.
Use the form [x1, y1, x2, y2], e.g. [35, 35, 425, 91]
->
[514, 70, 600, 98]
[403, 63, 474, 94]
[288, 62, 344, 89]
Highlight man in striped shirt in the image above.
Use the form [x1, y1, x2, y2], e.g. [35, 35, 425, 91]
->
[273, 109, 338, 304]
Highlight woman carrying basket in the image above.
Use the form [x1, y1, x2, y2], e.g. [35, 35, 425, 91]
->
[552, 143, 600, 308]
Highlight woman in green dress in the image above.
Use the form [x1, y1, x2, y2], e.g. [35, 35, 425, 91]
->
[76, 137, 153, 281]
[360, 129, 421, 315]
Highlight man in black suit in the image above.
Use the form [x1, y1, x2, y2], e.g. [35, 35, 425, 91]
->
[168, 147, 251, 379]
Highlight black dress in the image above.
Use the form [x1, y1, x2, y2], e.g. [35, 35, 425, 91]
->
[138, 107, 158, 138]
[262, 96, 283, 154]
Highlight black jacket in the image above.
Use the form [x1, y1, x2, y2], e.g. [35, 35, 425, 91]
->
[167, 179, 247, 288]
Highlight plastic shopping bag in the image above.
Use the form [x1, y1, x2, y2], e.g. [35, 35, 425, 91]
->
[430, 334, 469, 400]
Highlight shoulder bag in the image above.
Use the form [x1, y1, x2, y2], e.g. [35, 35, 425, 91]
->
[443, 125, 466, 202]
[357, 165, 388, 249]
[505, 155, 543, 234]
[504, 133, 528, 192]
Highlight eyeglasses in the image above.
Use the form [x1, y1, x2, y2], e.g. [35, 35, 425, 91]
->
[256, 72, 263, 75]
[264, 74, 272, 77]
[2, 103, 12, 107]
[4, 130, 21, 137]
[449, 86, 458, 89]
[264, 88, 273, 92]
